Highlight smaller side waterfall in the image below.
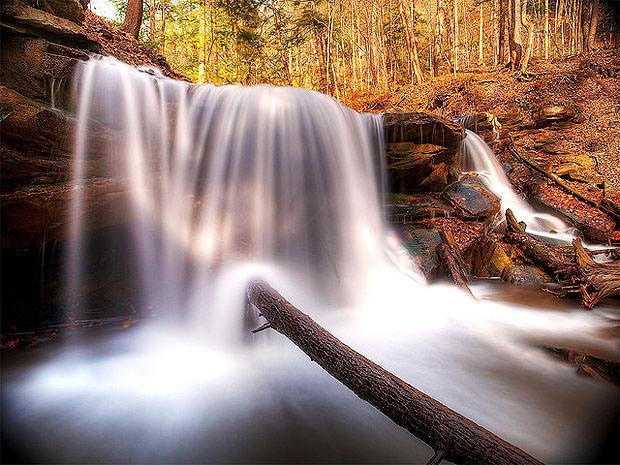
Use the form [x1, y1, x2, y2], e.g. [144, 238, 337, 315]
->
[460, 129, 577, 241]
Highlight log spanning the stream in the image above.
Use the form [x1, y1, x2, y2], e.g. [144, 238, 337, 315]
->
[247, 280, 544, 465]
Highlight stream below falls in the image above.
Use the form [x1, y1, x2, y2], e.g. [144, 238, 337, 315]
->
[2, 280, 618, 464]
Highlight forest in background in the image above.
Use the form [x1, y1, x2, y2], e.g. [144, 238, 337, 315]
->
[107, 0, 620, 97]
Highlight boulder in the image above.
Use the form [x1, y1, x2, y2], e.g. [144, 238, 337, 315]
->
[399, 217, 485, 279]
[465, 236, 513, 278]
[0, 0, 99, 52]
[533, 105, 583, 129]
[456, 112, 501, 143]
[412, 217, 485, 253]
[442, 174, 501, 222]
[25, 0, 85, 24]
[387, 194, 454, 223]
[399, 226, 442, 278]
[496, 112, 525, 131]
[501, 264, 554, 287]
[552, 154, 603, 186]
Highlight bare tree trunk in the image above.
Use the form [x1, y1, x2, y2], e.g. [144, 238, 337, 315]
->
[463, 0, 470, 68]
[272, 0, 291, 85]
[559, 0, 565, 55]
[493, 0, 499, 65]
[399, 0, 424, 84]
[544, 0, 549, 58]
[478, 2, 484, 64]
[148, 0, 156, 42]
[122, 0, 144, 39]
[160, 2, 166, 54]
[508, 0, 524, 70]
[586, 0, 600, 53]
[326, 0, 333, 93]
[519, 0, 535, 72]
[453, 0, 459, 75]
[198, 0, 207, 82]
[437, 0, 445, 74]
[498, 0, 507, 63]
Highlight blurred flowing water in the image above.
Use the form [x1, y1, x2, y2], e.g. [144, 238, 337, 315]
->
[2, 58, 617, 464]
[459, 129, 579, 242]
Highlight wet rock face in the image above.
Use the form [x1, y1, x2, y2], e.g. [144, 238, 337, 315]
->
[384, 112, 464, 193]
[442, 174, 501, 222]
[464, 109, 618, 243]
[24, 0, 86, 24]
[383, 112, 465, 149]
[533, 183, 616, 242]
[465, 236, 513, 278]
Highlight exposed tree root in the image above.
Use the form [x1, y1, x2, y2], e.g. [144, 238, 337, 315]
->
[572, 238, 620, 308]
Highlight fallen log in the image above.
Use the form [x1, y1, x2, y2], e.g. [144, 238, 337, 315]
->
[540, 346, 619, 386]
[506, 145, 620, 222]
[247, 280, 543, 465]
[504, 209, 575, 275]
[505, 209, 620, 308]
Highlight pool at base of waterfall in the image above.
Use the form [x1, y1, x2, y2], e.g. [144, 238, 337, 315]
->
[2, 280, 618, 464]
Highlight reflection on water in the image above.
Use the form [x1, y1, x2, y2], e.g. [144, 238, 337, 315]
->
[2, 278, 618, 464]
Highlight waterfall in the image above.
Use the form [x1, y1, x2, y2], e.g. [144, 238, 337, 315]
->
[6, 57, 615, 465]
[67, 57, 416, 343]
[460, 129, 578, 241]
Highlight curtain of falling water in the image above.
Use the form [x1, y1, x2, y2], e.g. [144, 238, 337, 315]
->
[459, 128, 578, 241]
[67, 57, 413, 344]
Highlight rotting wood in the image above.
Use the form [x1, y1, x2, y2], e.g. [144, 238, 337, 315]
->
[504, 209, 575, 275]
[247, 280, 544, 465]
[571, 237, 620, 308]
[540, 346, 619, 386]
[437, 228, 474, 296]
[505, 209, 620, 308]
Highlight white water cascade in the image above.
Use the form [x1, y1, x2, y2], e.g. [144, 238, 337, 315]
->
[3, 57, 617, 464]
[460, 129, 578, 242]
[67, 57, 417, 343]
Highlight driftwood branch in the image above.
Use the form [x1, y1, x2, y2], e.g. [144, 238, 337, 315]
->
[247, 280, 543, 465]
[507, 146, 620, 222]
[437, 228, 474, 297]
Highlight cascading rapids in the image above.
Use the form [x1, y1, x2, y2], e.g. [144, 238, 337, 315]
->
[459, 128, 578, 241]
[68, 57, 415, 343]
